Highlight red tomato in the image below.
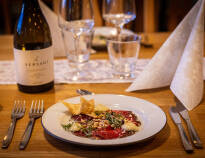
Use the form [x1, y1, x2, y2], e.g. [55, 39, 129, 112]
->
[112, 110, 137, 123]
[92, 128, 124, 139]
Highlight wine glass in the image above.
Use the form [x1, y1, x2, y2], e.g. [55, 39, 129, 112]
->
[58, 0, 94, 81]
[103, 0, 136, 35]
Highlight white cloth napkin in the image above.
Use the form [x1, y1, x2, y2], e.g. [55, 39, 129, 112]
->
[126, 0, 205, 110]
[39, 0, 66, 57]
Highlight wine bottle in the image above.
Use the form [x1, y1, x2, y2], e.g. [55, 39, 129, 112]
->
[14, 0, 54, 93]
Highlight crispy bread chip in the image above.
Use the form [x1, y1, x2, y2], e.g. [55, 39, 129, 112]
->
[87, 112, 97, 118]
[94, 104, 110, 112]
[62, 101, 81, 115]
[80, 97, 95, 114]
[62, 97, 109, 115]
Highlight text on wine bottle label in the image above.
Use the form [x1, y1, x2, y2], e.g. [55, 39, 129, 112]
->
[14, 47, 54, 86]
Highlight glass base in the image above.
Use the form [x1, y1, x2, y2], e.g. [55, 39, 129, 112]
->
[111, 62, 137, 79]
[112, 71, 137, 79]
[64, 62, 93, 81]
[64, 71, 93, 81]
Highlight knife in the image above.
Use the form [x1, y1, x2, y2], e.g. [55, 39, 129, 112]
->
[169, 107, 193, 152]
[175, 101, 203, 148]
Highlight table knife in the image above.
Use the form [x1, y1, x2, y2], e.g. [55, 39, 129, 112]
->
[175, 102, 203, 148]
[169, 107, 193, 153]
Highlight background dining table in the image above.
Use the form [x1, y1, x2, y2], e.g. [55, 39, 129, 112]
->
[0, 33, 205, 158]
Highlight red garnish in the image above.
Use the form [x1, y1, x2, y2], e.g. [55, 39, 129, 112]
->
[92, 128, 124, 139]
[72, 114, 93, 121]
[65, 110, 141, 140]
[112, 110, 139, 124]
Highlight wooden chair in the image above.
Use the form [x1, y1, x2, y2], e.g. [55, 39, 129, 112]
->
[1, 0, 11, 34]
[143, 0, 157, 32]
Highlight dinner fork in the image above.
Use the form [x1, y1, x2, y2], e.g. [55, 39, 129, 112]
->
[19, 100, 44, 150]
[2, 100, 26, 148]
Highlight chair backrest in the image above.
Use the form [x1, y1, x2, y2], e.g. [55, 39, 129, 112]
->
[143, 0, 157, 32]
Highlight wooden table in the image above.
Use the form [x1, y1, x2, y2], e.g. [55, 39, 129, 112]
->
[0, 33, 205, 158]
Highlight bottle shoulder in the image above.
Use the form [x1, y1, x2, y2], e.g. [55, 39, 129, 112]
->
[14, 5, 52, 50]
[14, 11, 51, 36]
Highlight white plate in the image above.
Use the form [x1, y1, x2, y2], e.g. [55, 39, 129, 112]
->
[42, 94, 166, 146]
[94, 27, 133, 37]
[92, 27, 134, 47]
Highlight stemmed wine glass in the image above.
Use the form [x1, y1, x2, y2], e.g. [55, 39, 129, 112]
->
[58, 0, 94, 81]
[103, 0, 136, 35]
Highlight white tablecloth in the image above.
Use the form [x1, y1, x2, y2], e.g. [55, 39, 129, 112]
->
[0, 59, 150, 84]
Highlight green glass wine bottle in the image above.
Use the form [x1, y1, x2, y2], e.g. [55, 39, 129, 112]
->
[14, 0, 54, 93]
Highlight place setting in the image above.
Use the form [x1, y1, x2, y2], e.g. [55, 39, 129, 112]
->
[44, 0, 204, 152]
[42, 0, 167, 147]
[0, 0, 205, 157]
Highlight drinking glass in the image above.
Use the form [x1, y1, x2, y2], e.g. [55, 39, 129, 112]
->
[103, 0, 136, 35]
[58, 0, 94, 81]
[107, 34, 141, 79]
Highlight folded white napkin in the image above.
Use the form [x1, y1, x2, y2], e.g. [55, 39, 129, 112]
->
[126, 0, 205, 110]
[39, 0, 66, 57]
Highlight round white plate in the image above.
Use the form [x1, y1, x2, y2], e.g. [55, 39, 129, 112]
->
[42, 94, 166, 146]
[93, 27, 133, 37]
[92, 27, 134, 48]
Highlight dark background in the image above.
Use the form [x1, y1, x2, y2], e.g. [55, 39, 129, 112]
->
[0, 0, 197, 34]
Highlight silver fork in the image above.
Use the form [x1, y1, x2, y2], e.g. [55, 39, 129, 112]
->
[2, 100, 26, 148]
[19, 100, 44, 150]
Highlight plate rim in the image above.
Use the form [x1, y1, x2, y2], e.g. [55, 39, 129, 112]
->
[41, 94, 167, 146]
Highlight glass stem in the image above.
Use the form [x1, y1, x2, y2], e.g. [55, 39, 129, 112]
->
[73, 33, 82, 73]
[73, 34, 80, 62]
[116, 24, 124, 39]
[60, 29, 67, 56]
[116, 24, 124, 75]
[116, 26, 122, 36]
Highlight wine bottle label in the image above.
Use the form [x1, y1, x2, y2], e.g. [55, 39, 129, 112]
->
[14, 47, 54, 86]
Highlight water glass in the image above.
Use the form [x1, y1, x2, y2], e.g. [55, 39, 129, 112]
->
[58, 0, 94, 81]
[107, 34, 141, 79]
[62, 30, 92, 64]
[59, 29, 94, 81]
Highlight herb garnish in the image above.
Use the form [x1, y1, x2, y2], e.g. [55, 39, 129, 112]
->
[95, 111, 102, 116]
[105, 111, 123, 128]
[81, 126, 93, 137]
[62, 123, 72, 130]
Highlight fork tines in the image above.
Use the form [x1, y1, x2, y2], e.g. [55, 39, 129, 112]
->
[30, 100, 44, 114]
[12, 100, 26, 115]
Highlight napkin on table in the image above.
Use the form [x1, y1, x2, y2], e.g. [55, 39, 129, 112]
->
[39, 0, 95, 56]
[170, 0, 205, 110]
[39, 0, 66, 57]
[126, 0, 205, 110]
